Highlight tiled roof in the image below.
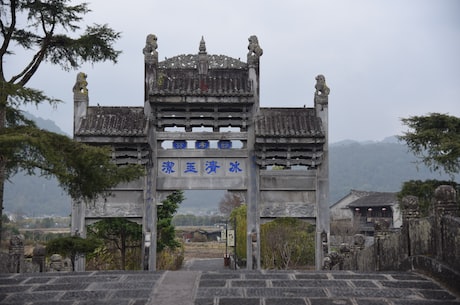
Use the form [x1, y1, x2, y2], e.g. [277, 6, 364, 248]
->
[255, 108, 324, 138]
[76, 107, 147, 137]
[348, 192, 398, 208]
[159, 54, 246, 69]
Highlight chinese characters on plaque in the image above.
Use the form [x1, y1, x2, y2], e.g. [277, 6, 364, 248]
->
[159, 158, 245, 177]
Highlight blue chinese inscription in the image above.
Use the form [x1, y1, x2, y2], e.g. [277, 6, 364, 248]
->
[218, 140, 232, 149]
[229, 161, 243, 173]
[173, 140, 187, 149]
[205, 160, 220, 174]
[160, 159, 244, 176]
[184, 162, 198, 174]
[195, 140, 210, 149]
[161, 161, 176, 174]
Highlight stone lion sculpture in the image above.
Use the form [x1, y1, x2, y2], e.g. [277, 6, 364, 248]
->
[315, 74, 330, 96]
[72, 72, 88, 94]
[247, 35, 263, 62]
[143, 34, 158, 62]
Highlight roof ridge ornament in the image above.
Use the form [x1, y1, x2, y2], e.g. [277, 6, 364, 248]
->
[314, 74, 329, 110]
[143, 34, 158, 64]
[247, 35, 263, 66]
[198, 36, 209, 75]
[199, 36, 207, 54]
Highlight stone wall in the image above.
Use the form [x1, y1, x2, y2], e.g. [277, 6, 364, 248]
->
[0, 237, 72, 273]
[440, 215, 460, 271]
[338, 185, 460, 293]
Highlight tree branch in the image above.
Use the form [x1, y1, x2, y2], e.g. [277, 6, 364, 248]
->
[0, 0, 17, 80]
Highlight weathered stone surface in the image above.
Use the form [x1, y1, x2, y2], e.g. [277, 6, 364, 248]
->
[265, 299, 307, 305]
[272, 279, 350, 288]
[230, 280, 266, 287]
[310, 299, 352, 305]
[0, 270, 458, 304]
[219, 298, 260, 305]
[198, 279, 226, 287]
[246, 287, 326, 298]
[196, 288, 243, 298]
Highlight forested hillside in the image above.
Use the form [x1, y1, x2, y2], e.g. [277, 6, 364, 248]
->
[329, 137, 455, 202]
[4, 115, 457, 216]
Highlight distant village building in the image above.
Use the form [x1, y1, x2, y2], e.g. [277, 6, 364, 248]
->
[330, 190, 401, 235]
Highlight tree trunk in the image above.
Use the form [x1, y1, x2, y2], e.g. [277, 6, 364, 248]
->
[0, 93, 7, 247]
[121, 232, 126, 270]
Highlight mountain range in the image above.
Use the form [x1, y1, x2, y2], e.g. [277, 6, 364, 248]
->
[4, 114, 457, 217]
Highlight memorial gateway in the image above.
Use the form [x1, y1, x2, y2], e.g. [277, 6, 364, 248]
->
[71, 35, 330, 271]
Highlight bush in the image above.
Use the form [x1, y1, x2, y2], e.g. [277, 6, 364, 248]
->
[260, 218, 315, 269]
[156, 243, 184, 270]
[229, 205, 247, 260]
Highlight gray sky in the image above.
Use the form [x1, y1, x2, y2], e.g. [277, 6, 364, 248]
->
[13, 0, 460, 143]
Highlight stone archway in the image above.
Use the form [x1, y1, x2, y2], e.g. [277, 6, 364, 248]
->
[72, 35, 330, 271]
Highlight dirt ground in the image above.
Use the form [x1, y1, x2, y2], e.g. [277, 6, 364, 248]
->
[183, 241, 228, 261]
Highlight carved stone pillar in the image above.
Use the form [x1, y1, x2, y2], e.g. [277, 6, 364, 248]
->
[433, 185, 458, 259]
[400, 195, 420, 257]
[434, 185, 458, 217]
[9, 235, 24, 273]
[315, 74, 330, 270]
[401, 195, 420, 222]
[32, 245, 46, 272]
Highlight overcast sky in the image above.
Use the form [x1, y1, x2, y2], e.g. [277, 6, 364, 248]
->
[12, 0, 460, 143]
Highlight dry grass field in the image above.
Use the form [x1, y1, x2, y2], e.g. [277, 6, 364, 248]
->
[183, 242, 228, 260]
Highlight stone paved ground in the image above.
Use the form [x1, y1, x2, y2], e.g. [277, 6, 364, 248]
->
[0, 269, 459, 305]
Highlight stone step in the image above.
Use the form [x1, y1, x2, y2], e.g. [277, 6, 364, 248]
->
[0, 270, 458, 305]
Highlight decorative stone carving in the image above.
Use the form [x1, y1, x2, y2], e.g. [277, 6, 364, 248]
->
[314, 74, 329, 109]
[401, 195, 420, 219]
[72, 72, 88, 95]
[198, 36, 209, 75]
[315, 74, 330, 97]
[143, 34, 158, 95]
[9, 235, 25, 273]
[434, 185, 458, 216]
[247, 35, 263, 65]
[49, 254, 63, 271]
[143, 34, 158, 63]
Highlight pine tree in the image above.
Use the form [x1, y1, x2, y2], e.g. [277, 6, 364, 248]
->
[87, 218, 142, 270]
[0, 0, 143, 245]
[157, 191, 184, 252]
[399, 113, 460, 177]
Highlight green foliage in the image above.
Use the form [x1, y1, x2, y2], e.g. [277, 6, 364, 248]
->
[399, 113, 460, 177]
[46, 235, 101, 271]
[0, 126, 144, 202]
[0, 0, 125, 245]
[87, 218, 142, 270]
[229, 204, 247, 260]
[157, 191, 184, 252]
[156, 243, 184, 270]
[398, 180, 460, 216]
[260, 218, 315, 269]
[2, 0, 121, 75]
